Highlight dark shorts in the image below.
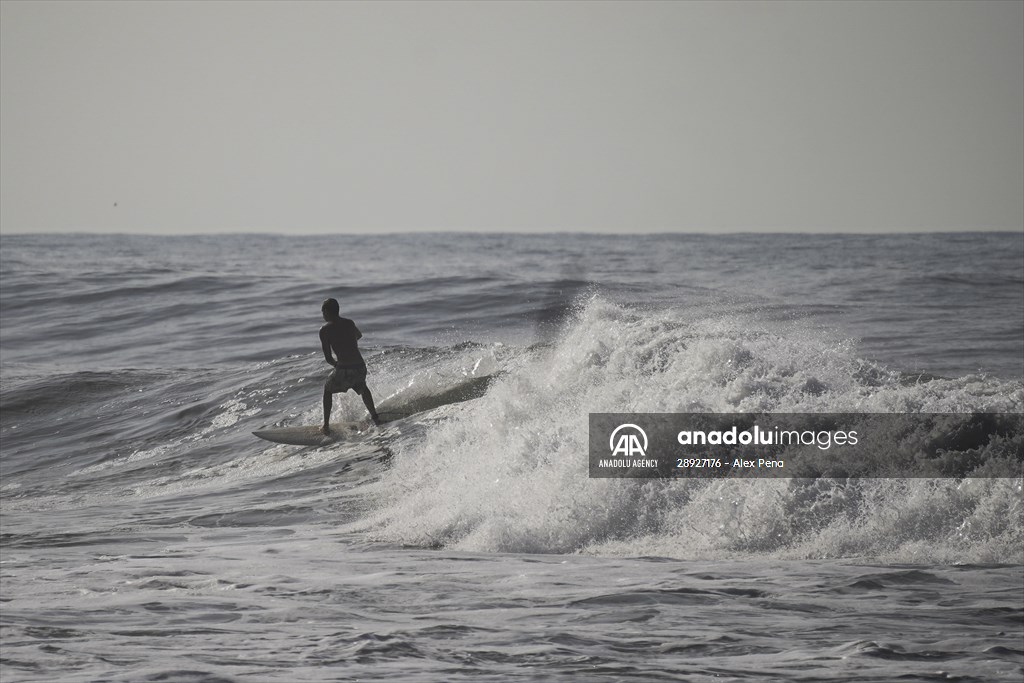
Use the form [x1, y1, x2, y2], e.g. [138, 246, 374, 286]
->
[325, 364, 367, 394]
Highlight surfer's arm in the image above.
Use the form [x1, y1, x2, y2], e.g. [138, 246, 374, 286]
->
[319, 328, 336, 366]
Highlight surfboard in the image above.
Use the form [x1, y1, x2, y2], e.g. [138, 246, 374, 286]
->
[252, 411, 409, 446]
[253, 422, 367, 446]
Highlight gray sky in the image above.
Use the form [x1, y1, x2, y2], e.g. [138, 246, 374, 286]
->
[1, 0, 1021, 234]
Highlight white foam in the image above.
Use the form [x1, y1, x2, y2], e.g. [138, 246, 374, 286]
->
[366, 298, 1024, 563]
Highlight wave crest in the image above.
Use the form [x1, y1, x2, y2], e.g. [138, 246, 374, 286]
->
[367, 298, 1024, 562]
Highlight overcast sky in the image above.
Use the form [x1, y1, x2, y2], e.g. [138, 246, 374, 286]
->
[1, 0, 1021, 234]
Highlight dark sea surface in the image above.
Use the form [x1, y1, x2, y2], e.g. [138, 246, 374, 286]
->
[1, 232, 1022, 682]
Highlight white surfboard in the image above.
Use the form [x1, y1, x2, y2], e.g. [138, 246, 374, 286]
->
[252, 411, 409, 446]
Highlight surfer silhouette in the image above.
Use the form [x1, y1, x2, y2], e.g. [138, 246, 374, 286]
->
[319, 298, 380, 433]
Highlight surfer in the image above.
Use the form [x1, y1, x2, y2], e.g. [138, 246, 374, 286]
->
[319, 298, 380, 433]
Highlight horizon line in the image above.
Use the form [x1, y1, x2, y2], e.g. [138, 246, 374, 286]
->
[3, 228, 1023, 238]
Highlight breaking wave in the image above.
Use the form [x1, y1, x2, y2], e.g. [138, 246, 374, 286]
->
[366, 298, 1024, 563]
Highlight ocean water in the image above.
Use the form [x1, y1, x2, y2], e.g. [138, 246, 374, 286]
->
[1, 231, 1022, 682]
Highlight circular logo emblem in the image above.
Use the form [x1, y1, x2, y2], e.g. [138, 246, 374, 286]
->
[609, 423, 648, 457]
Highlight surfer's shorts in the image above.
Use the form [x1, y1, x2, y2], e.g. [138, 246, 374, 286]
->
[325, 364, 367, 394]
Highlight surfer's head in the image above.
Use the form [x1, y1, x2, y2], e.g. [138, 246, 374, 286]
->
[321, 298, 340, 321]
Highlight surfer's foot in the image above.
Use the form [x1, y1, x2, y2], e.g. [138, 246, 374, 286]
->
[321, 424, 331, 435]
[371, 414, 381, 426]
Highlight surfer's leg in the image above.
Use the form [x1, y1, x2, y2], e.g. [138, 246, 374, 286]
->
[322, 387, 333, 434]
[357, 384, 380, 425]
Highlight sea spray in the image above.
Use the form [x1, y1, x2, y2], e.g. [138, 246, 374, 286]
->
[368, 298, 1024, 562]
